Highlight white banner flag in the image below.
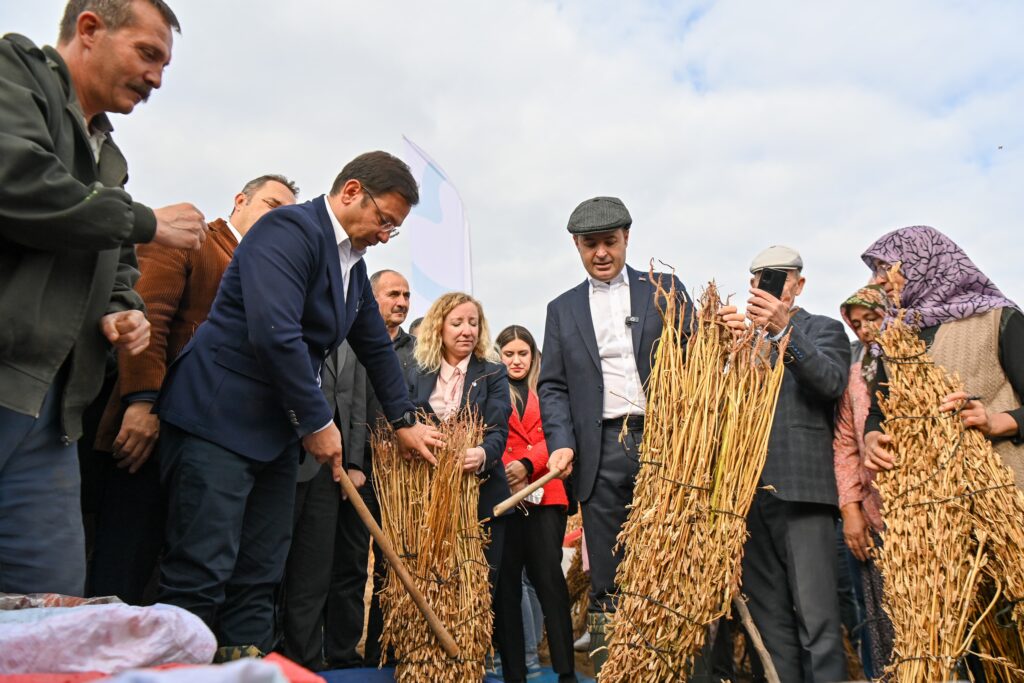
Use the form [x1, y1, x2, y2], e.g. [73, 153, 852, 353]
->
[400, 136, 473, 320]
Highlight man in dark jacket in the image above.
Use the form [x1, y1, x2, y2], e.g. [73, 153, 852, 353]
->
[538, 197, 694, 675]
[719, 246, 851, 682]
[325, 269, 415, 669]
[0, 0, 206, 596]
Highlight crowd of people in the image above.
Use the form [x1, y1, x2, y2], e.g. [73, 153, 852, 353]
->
[1, 2, 1022, 682]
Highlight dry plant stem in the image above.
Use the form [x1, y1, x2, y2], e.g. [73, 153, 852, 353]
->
[733, 594, 781, 683]
[372, 412, 492, 683]
[601, 275, 789, 682]
[873, 295, 1024, 683]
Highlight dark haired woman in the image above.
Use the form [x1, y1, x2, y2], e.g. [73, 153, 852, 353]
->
[493, 325, 577, 683]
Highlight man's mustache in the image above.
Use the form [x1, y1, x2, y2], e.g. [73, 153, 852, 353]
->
[130, 82, 153, 102]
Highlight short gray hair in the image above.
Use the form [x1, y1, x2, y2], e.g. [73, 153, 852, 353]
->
[239, 174, 299, 201]
[369, 269, 404, 292]
[59, 0, 181, 44]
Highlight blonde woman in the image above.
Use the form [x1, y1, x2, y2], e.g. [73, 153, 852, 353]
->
[407, 292, 512, 589]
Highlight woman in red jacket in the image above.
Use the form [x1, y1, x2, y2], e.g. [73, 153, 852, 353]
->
[493, 325, 576, 683]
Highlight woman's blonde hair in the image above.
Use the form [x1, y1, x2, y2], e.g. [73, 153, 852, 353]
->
[413, 292, 497, 373]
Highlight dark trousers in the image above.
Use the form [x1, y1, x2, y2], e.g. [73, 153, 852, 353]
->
[88, 450, 164, 604]
[0, 377, 85, 595]
[326, 472, 385, 668]
[157, 422, 297, 651]
[580, 422, 642, 613]
[494, 506, 575, 683]
[741, 490, 847, 683]
[280, 464, 340, 669]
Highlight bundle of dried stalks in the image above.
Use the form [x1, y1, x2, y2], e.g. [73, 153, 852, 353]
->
[872, 274, 1024, 682]
[372, 411, 492, 683]
[602, 278, 788, 681]
[565, 532, 590, 639]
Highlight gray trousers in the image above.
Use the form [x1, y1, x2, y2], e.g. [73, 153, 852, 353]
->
[741, 490, 847, 683]
[580, 422, 642, 613]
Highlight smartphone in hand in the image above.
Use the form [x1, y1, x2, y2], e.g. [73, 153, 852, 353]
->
[756, 268, 788, 300]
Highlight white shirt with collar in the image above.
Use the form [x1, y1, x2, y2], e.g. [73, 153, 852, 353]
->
[225, 219, 243, 245]
[324, 195, 366, 299]
[589, 271, 646, 419]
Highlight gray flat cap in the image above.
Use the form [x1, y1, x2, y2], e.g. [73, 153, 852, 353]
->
[750, 245, 803, 273]
[567, 196, 632, 234]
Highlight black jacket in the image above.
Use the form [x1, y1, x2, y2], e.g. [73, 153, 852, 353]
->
[350, 328, 417, 472]
[762, 308, 850, 506]
[0, 34, 156, 438]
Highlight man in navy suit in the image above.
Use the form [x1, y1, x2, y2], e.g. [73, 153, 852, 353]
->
[538, 197, 693, 675]
[155, 151, 441, 660]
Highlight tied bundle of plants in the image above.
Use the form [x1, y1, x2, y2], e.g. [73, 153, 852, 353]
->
[372, 411, 492, 683]
[602, 277, 788, 681]
[873, 270, 1024, 683]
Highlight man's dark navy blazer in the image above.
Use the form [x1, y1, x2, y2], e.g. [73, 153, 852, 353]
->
[538, 265, 693, 502]
[157, 195, 414, 462]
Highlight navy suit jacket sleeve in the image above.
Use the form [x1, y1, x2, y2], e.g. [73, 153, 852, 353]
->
[346, 275, 416, 422]
[538, 299, 577, 455]
[479, 363, 512, 473]
[237, 210, 332, 437]
[783, 314, 850, 401]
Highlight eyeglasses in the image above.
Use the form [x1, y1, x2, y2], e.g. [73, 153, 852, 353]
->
[872, 260, 901, 278]
[363, 188, 400, 239]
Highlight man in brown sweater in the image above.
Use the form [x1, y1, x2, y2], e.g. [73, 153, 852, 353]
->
[87, 174, 299, 603]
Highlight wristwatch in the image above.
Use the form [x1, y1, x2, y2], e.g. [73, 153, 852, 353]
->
[389, 410, 417, 430]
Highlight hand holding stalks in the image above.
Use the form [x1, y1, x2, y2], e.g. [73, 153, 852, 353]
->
[864, 430, 895, 471]
[717, 304, 747, 338]
[395, 422, 444, 465]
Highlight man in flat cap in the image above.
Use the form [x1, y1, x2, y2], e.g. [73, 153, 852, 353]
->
[718, 246, 850, 682]
[538, 196, 694, 674]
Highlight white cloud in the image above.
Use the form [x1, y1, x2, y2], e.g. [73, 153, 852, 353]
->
[6, 0, 1022, 341]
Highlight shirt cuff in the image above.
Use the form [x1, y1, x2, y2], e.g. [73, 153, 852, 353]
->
[768, 324, 790, 342]
[313, 419, 333, 434]
[123, 391, 159, 405]
[519, 458, 535, 478]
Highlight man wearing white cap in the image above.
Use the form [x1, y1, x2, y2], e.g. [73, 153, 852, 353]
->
[718, 246, 850, 682]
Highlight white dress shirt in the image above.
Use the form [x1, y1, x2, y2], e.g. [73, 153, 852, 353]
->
[324, 195, 367, 297]
[225, 219, 243, 245]
[589, 271, 646, 419]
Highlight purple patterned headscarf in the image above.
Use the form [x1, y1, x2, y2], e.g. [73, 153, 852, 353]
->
[861, 225, 1017, 328]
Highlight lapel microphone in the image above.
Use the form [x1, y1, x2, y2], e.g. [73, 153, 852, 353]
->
[625, 316, 640, 327]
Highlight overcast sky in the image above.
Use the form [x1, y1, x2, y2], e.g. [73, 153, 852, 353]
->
[6, 1, 1023, 343]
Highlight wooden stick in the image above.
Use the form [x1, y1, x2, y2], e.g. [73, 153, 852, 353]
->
[733, 594, 780, 683]
[492, 468, 561, 518]
[335, 463, 461, 659]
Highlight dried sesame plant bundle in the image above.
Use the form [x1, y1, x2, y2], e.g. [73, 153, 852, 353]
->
[602, 276, 788, 682]
[372, 411, 492, 683]
[565, 531, 591, 640]
[873, 275, 1024, 683]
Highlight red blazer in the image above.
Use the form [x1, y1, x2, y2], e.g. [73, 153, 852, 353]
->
[503, 389, 568, 508]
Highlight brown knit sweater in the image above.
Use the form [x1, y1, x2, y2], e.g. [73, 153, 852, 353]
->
[95, 219, 238, 451]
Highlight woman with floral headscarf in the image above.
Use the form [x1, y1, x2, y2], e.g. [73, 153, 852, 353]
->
[832, 284, 893, 677]
[860, 226, 1024, 483]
